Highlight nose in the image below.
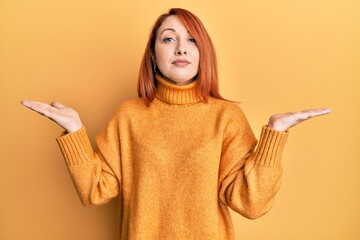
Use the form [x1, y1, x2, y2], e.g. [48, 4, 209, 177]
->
[175, 40, 187, 56]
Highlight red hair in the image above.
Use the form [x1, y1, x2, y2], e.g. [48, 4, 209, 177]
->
[138, 8, 225, 106]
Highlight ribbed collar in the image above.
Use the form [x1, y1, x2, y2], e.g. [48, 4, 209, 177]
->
[155, 74, 203, 105]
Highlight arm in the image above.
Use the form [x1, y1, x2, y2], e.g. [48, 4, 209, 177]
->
[21, 100, 120, 206]
[218, 107, 331, 219]
[56, 124, 120, 206]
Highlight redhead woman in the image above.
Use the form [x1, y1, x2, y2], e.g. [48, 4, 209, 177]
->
[21, 8, 331, 240]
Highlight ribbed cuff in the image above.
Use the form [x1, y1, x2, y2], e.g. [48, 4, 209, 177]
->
[254, 126, 289, 167]
[56, 126, 93, 166]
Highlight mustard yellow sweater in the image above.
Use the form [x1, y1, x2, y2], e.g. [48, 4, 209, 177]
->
[56, 75, 288, 239]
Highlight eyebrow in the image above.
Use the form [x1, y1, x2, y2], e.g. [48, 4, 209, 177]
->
[160, 28, 192, 37]
[160, 28, 176, 35]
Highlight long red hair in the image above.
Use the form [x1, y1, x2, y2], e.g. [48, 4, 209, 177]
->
[138, 8, 225, 106]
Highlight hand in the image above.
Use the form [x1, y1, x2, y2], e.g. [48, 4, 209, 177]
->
[21, 100, 83, 133]
[267, 108, 332, 132]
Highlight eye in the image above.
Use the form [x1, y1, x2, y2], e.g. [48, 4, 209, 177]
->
[189, 38, 197, 44]
[163, 37, 175, 43]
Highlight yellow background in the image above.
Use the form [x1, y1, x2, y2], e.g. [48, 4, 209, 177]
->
[1, 0, 359, 239]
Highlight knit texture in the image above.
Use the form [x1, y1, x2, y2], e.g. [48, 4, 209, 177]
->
[56, 75, 288, 239]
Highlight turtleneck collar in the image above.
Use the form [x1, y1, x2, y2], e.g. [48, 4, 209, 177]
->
[155, 74, 203, 105]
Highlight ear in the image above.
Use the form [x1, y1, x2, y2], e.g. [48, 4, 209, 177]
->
[150, 49, 156, 65]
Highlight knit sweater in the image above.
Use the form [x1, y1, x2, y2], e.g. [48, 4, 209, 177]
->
[56, 74, 288, 240]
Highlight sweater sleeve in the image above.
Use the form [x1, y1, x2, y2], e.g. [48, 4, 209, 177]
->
[56, 116, 121, 207]
[218, 106, 288, 219]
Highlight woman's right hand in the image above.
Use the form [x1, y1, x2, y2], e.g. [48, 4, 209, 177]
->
[21, 100, 83, 133]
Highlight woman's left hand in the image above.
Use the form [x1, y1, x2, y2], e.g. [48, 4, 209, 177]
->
[267, 108, 332, 132]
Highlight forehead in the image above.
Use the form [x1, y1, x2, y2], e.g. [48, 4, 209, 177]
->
[157, 15, 188, 35]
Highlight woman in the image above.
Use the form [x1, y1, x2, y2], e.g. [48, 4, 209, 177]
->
[21, 8, 331, 240]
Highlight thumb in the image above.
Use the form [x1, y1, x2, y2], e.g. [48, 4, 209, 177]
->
[51, 101, 66, 109]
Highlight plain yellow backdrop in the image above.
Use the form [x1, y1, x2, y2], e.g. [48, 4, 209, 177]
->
[1, 0, 359, 239]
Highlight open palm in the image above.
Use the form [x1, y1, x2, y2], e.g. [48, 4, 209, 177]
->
[268, 108, 332, 132]
[21, 100, 83, 133]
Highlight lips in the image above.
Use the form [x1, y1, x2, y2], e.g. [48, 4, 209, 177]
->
[172, 59, 190, 66]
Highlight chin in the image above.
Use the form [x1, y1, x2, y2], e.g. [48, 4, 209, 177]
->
[169, 73, 197, 82]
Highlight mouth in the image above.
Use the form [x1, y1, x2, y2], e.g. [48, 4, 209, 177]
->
[172, 59, 191, 66]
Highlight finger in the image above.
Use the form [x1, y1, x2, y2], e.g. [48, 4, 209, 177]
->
[21, 100, 54, 117]
[21, 100, 49, 109]
[301, 108, 332, 118]
[51, 101, 66, 109]
[317, 108, 332, 115]
[22, 100, 63, 113]
[28, 104, 52, 117]
[20, 100, 36, 108]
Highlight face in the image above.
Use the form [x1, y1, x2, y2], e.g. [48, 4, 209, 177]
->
[153, 15, 200, 85]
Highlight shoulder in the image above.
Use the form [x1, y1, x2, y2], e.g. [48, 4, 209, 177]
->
[102, 98, 146, 126]
[208, 98, 253, 135]
[209, 99, 256, 143]
[208, 98, 247, 119]
[114, 98, 147, 115]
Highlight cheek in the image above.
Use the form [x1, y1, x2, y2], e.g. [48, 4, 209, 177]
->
[194, 51, 200, 68]
[154, 46, 171, 66]
[192, 46, 200, 62]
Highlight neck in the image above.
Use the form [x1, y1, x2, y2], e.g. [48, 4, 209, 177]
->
[155, 74, 203, 105]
